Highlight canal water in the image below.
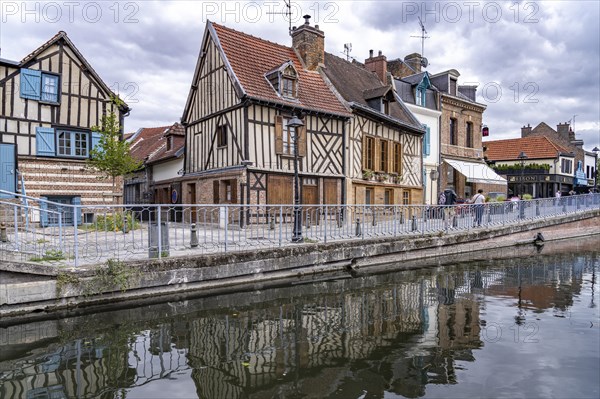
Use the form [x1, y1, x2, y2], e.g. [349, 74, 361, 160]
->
[1, 237, 599, 399]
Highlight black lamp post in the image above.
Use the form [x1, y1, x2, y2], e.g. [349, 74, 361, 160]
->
[593, 147, 600, 192]
[288, 114, 304, 243]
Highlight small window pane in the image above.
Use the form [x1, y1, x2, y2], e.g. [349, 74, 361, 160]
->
[58, 132, 71, 156]
[41, 74, 58, 102]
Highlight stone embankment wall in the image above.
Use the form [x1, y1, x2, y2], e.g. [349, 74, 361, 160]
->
[1, 210, 599, 320]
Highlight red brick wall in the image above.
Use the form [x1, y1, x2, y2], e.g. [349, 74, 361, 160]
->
[17, 156, 122, 205]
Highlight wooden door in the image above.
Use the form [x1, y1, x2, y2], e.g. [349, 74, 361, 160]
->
[323, 179, 338, 204]
[267, 175, 293, 204]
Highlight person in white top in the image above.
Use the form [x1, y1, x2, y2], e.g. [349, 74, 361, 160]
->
[470, 189, 486, 226]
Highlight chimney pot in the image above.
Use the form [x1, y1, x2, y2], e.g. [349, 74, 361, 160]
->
[315, 24, 319, 30]
[369, 49, 373, 58]
[303, 14, 311, 24]
[378, 50, 382, 56]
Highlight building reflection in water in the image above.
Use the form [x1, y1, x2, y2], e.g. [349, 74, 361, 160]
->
[0, 251, 596, 399]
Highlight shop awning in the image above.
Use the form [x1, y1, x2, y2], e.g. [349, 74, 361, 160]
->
[443, 159, 507, 185]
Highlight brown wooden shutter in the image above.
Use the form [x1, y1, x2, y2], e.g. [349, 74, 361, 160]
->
[213, 181, 220, 204]
[362, 135, 367, 170]
[388, 140, 394, 174]
[374, 138, 381, 172]
[298, 125, 307, 157]
[275, 115, 283, 154]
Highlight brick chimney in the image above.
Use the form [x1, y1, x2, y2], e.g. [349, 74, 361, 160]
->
[557, 122, 570, 141]
[291, 15, 324, 71]
[521, 124, 532, 137]
[568, 126, 576, 141]
[365, 50, 388, 83]
[404, 53, 422, 74]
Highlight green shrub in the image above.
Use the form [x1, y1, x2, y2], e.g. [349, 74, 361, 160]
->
[30, 249, 66, 262]
[522, 194, 533, 200]
[93, 211, 139, 232]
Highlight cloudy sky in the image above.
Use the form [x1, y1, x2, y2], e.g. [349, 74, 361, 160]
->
[1, 0, 598, 150]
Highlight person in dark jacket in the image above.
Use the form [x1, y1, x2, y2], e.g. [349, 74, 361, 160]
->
[443, 188, 457, 229]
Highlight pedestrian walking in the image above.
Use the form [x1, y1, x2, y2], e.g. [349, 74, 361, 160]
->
[443, 188, 457, 230]
[470, 189, 485, 227]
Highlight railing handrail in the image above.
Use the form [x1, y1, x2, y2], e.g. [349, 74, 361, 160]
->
[0, 200, 62, 215]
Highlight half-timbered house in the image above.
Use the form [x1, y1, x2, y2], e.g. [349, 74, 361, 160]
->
[0, 31, 129, 222]
[181, 19, 352, 208]
[124, 123, 185, 205]
[321, 50, 426, 205]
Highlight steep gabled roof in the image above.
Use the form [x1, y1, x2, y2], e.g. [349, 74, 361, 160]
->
[322, 52, 423, 131]
[207, 22, 350, 117]
[485, 136, 574, 161]
[18, 31, 128, 111]
[129, 123, 184, 165]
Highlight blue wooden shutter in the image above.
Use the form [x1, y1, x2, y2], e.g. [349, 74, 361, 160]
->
[36, 127, 56, 156]
[91, 132, 102, 154]
[41, 74, 59, 102]
[423, 125, 430, 156]
[0, 144, 16, 197]
[40, 197, 49, 227]
[71, 196, 82, 226]
[20, 69, 42, 100]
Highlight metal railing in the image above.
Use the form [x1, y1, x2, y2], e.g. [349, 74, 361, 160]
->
[1, 189, 599, 267]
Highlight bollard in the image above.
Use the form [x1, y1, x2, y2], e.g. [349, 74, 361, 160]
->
[487, 209, 492, 224]
[411, 215, 417, 232]
[337, 211, 343, 228]
[452, 215, 458, 228]
[400, 211, 405, 224]
[371, 210, 377, 226]
[535, 202, 540, 216]
[190, 223, 199, 248]
[576, 197, 581, 210]
[269, 216, 275, 230]
[306, 214, 311, 229]
[562, 201, 567, 213]
[0, 222, 7, 242]
[519, 201, 525, 219]
[355, 218, 362, 236]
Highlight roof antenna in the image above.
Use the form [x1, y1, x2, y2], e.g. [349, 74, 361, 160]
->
[267, 0, 293, 36]
[343, 43, 352, 61]
[410, 17, 430, 57]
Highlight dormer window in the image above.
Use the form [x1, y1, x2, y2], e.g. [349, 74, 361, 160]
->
[265, 62, 298, 99]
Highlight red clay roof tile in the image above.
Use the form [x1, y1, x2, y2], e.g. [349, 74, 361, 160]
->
[485, 136, 573, 161]
[212, 23, 350, 117]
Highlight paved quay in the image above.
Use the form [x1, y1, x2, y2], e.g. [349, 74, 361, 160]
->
[0, 208, 598, 320]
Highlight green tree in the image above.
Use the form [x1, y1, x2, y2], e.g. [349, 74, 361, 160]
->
[87, 111, 141, 203]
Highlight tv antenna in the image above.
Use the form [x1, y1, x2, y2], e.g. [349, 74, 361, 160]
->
[266, 0, 294, 36]
[410, 17, 430, 57]
[343, 43, 352, 61]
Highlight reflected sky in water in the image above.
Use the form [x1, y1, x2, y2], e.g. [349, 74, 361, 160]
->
[1, 238, 599, 399]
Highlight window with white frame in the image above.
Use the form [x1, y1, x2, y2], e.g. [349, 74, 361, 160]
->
[57, 130, 89, 158]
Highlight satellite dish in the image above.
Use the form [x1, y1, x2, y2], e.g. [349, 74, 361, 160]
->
[421, 57, 428, 68]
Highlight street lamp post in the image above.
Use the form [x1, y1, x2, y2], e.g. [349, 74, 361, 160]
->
[518, 151, 527, 219]
[288, 114, 305, 243]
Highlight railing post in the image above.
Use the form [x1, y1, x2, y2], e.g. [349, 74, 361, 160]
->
[13, 205, 19, 250]
[157, 205, 162, 259]
[279, 206, 283, 247]
[224, 206, 229, 252]
[73, 205, 79, 267]
[58, 213, 63, 254]
[324, 206, 328, 244]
